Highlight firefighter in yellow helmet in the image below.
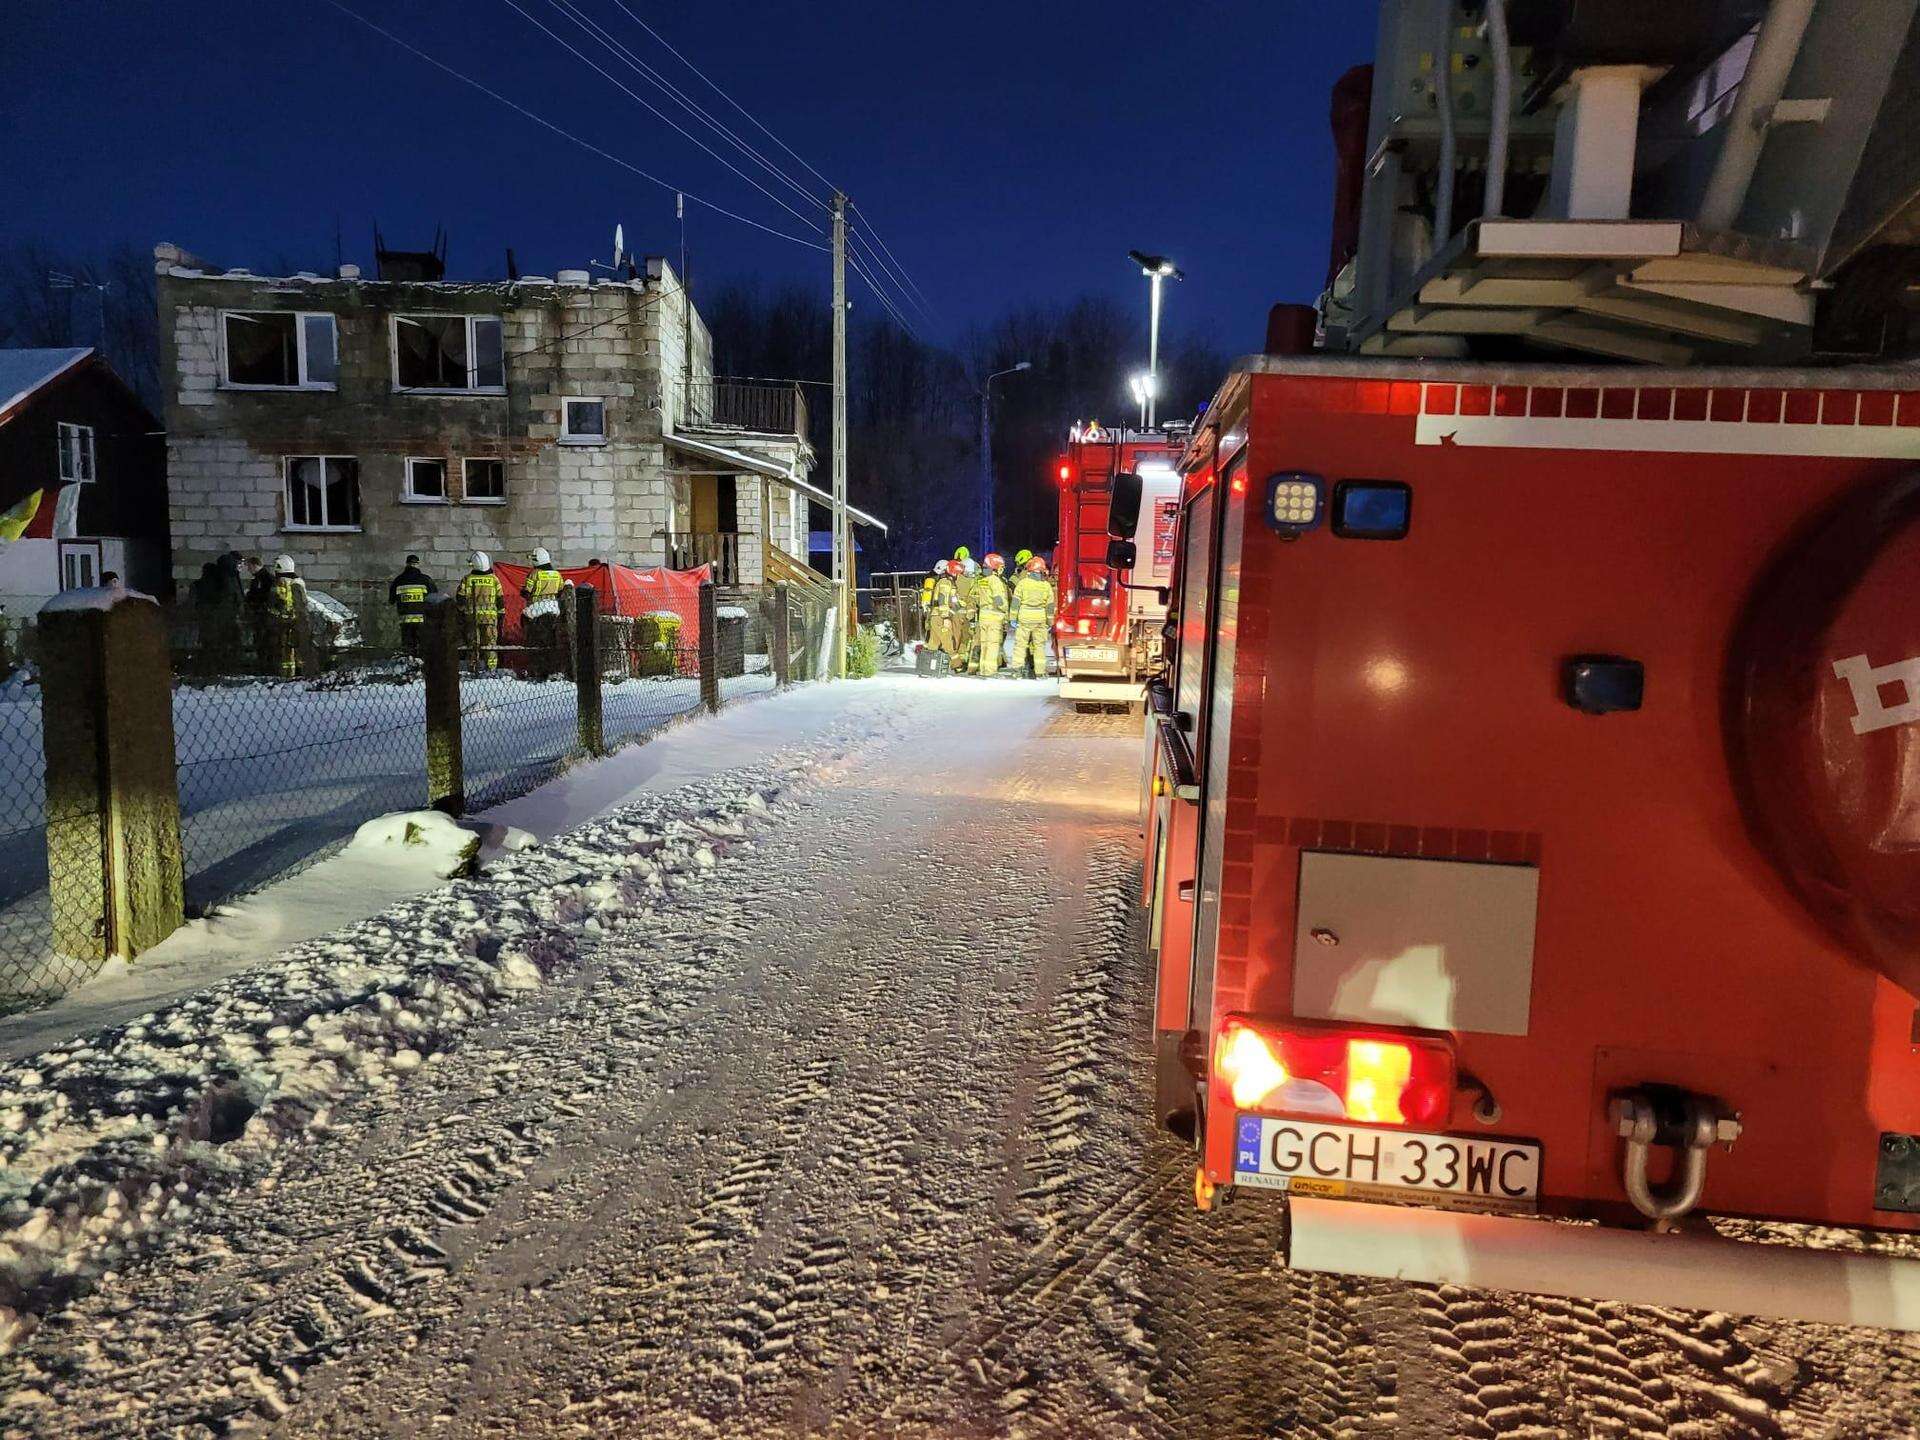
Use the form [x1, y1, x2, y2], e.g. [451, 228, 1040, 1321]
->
[263, 553, 307, 679]
[924, 560, 962, 668]
[972, 551, 1010, 676]
[458, 551, 504, 673]
[521, 546, 566, 678]
[1010, 554, 1055, 680]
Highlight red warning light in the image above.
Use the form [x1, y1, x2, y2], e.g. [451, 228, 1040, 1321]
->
[1057, 462, 1071, 483]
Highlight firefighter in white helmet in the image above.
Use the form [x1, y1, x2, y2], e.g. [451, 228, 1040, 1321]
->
[521, 546, 566, 678]
[458, 551, 503, 672]
[264, 553, 307, 678]
[925, 560, 962, 669]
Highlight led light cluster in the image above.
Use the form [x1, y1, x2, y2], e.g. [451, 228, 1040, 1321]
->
[1264, 472, 1325, 533]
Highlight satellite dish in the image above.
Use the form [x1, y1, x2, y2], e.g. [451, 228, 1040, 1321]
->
[614, 224, 625, 268]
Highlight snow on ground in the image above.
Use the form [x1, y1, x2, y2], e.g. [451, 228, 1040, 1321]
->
[1, 677, 1918, 1437]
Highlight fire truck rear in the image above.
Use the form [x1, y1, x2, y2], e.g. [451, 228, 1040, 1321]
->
[1138, 0, 1920, 1329]
[1054, 427, 1183, 707]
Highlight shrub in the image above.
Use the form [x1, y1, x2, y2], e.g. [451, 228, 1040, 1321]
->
[846, 625, 880, 679]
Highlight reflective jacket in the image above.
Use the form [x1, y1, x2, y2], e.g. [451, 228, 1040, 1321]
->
[522, 566, 564, 601]
[932, 574, 960, 614]
[458, 570, 503, 619]
[266, 576, 305, 624]
[972, 571, 1009, 620]
[389, 564, 437, 624]
[1012, 573, 1055, 627]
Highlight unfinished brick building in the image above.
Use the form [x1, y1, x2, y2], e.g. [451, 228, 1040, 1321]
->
[155, 242, 836, 613]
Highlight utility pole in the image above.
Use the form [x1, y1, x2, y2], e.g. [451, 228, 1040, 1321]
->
[830, 192, 850, 678]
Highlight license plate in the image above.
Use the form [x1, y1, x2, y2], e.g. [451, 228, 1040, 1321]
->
[1070, 645, 1119, 663]
[1234, 1115, 1540, 1212]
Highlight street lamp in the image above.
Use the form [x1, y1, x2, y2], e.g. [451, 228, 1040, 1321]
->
[979, 361, 1031, 556]
[1127, 250, 1183, 427]
[1129, 373, 1156, 430]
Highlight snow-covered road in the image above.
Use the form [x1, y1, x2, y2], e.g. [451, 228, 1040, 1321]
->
[3, 676, 1916, 1437]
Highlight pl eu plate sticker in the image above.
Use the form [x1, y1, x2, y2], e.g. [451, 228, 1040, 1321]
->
[1236, 1115, 1263, 1174]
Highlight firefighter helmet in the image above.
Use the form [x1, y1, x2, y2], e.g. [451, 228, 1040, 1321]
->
[1015, 548, 1033, 568]
[1026, 556, 1049, 574]
[274, 554, 297, 576]
[533, 546, 553, 567]
[473, 551, 492, 571]
[953, 546, 970, 561]
[985, 552, 1005, 571]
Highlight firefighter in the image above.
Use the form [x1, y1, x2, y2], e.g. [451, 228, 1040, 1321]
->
[918, 562, 942, 647]
[264, 554, 307, 679]
[972, 551, 1009, 676]
[1011, 555, 1055, 680]
[458, 551, 503, 672]
[521, 546, 566, 678]
[925, 560, 961, 667]
[388, 553, 437, 657]
[951, 554, 979, 674]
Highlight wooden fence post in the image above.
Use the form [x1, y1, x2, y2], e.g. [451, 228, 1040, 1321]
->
[698, 581, 720, 713]
[772, 582, 791, 688]
[422, 595, 464, 815]
[38, 592, 184, 972]
[574, 583, 604, 755]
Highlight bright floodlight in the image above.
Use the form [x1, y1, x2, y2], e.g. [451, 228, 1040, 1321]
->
[1128, 249, 1183, 279]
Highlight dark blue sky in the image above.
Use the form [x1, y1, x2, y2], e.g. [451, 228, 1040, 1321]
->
[2, 0, 1376, 355]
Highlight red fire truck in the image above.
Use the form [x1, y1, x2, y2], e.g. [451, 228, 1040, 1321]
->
[1053, 426, 1183, 708]
[1137, 0, 1920, 1328]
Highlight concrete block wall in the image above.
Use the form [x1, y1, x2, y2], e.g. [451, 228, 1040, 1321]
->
[156, 248, 703, 593]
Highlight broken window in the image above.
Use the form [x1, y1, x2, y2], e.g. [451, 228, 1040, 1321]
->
[393, 315, 505, 392]
[285, 456, 361, 530]
[404, 457, 447, 503]
[463, 457, 506, 503]
[223, 311, 336, 388]
[56, 422, 95, 483]
[562, 397, 606, 443]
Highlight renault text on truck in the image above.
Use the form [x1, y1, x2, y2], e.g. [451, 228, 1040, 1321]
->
[1054, 425, 1183, 708]
[1136, 0, 1920, 1330]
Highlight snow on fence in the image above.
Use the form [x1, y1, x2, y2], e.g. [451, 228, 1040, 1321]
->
[0, 581, 811, 1015]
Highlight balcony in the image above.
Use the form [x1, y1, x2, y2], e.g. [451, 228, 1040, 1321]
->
[667, 531, 741, 588]
[680, 379, 808, 441]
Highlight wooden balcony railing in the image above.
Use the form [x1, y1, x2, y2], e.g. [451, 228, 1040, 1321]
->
[667, 531, 741, 587]
[680, 379, 808, 441]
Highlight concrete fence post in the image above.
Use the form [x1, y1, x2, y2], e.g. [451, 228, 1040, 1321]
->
[422, 595, 464, 815]
[574, 583, 604, 756]
[38, 591, 184, 968]
[698, 581, 720, 713]
[773, 582, 791, 689]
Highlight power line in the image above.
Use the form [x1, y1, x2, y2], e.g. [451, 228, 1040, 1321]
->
[321, 0, 829, 253]
[846, 251, 920, 342]
[850, 203, 938, 322]
[542, 0, 826, 216]
[847, 230, 932, 332]
[500, 0, 827, 237]
[609, 0, 841, 197]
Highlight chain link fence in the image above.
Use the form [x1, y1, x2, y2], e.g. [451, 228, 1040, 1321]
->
[0, 578, 810, 1016]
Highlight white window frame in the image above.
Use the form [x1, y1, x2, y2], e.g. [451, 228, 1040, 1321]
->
[561, 396, 607, 445]
[390, 313, 507, 395]
[403, 456, 450, 505]
[58, 540, 103, 591]
[56, 422, 96, 483]
[219, 310, 338, 390]
[282, 455, 363, 533]
[462, 456, 507, 506]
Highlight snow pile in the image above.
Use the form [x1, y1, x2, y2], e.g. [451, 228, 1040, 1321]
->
[0, 767, 807, 1353]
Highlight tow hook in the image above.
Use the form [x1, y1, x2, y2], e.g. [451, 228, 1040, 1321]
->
[1610, 1086, 1742, 1228]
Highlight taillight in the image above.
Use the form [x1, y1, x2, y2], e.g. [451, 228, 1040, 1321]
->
[1076, 619, 1091, 635]
[1211, 1017, 1453, 1128]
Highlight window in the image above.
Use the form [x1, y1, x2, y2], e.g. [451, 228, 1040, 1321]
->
[463, 457, 506, 504]
[562, 397, 606, 443]
[56, 422, 95, 483]
[59, 541, 102, 591]
[284, 456, 361, 530]
[404, 457, 448, 504]
[222, 311, 337, 388]
[393, 315, 505, 392]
